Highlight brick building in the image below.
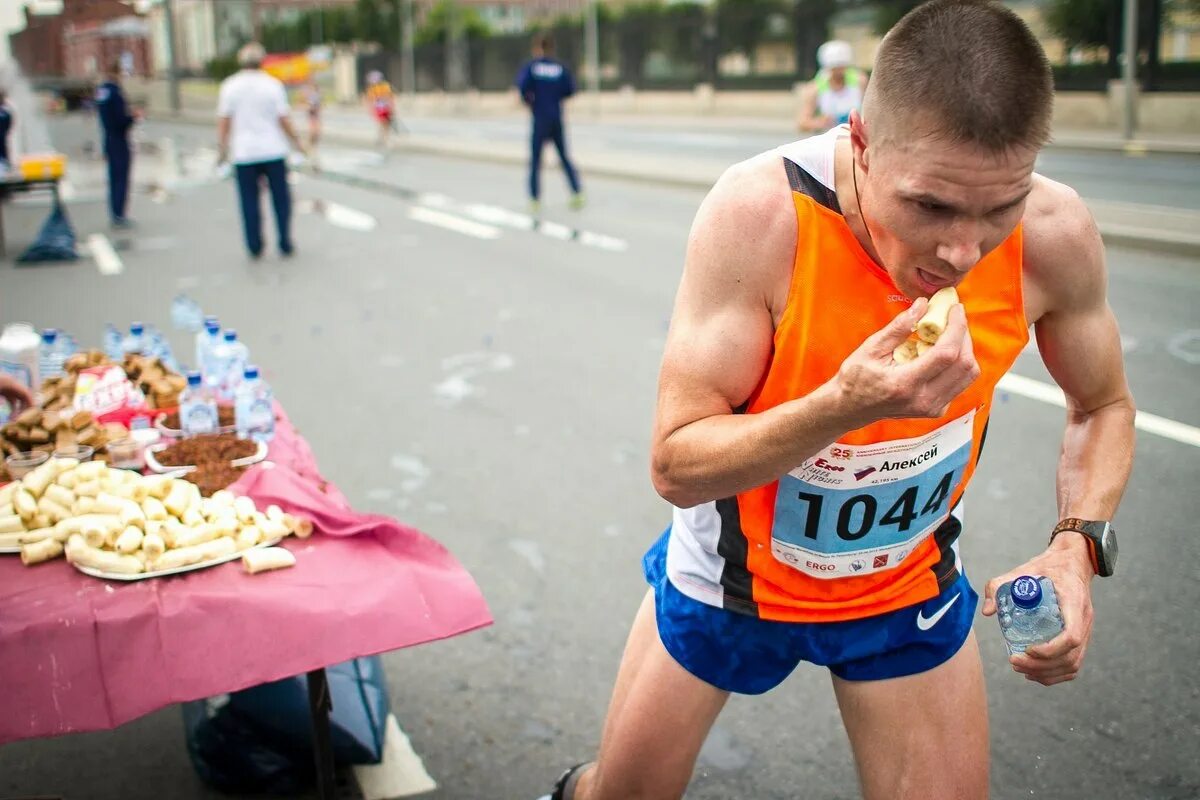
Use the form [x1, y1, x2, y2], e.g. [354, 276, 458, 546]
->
[9, 0, 146, 79]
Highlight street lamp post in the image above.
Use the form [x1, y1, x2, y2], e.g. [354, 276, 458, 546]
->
[162, 0, 181, 114]
[402, 0, 416, 96]
[585, 0, 600, 115]
[1121, 0, 1138, 141]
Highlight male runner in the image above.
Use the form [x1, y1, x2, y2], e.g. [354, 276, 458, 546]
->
[542, 2, 1134, 798]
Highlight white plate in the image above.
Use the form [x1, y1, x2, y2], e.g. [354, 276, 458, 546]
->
[144, 439, 268, 474]
[71, 537, 283, 581]
[0, 545, 21, 555]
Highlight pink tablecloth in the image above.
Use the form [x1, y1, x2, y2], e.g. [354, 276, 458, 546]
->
[0, 408, 492, 745]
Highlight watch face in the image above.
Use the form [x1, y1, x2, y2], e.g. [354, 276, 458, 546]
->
[1100, 523, 1118, 575]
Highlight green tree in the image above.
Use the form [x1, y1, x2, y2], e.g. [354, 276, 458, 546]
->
[717, 0, 789, 57]
[871, 0, 922, 35]
[415, 0, 490, 46]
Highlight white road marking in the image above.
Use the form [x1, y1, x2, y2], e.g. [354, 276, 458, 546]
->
[86, 233, 123, 276]
[409, 206, 500, 239]
[352, 714, 437, 799]
[323, 201, 378, 232]
[998, 373, 1200, 448]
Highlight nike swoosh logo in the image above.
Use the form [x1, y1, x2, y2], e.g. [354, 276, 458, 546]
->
[916, 593, 960, 631]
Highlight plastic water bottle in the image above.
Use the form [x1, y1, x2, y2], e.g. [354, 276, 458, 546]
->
[170, 294, 204, 332]
[122, 322, 148, 356]
[39, 329, 65, 380]
[145, 325, 178, 371]
[234, 365, 275, 443]
[996, 575, 1064, 655]
[103, 323, 124, 361]
[214, 329, 249, 401]
[0, 322, 41, 396]
[195, 316, 221, 377]
[179, 370, 219, 435]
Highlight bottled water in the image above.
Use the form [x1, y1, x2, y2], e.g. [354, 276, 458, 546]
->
[170, 294, 204, 332]
[179, 371, 219, 435]
[39, 329, 65, 380]
[145, 325, 178, 371]
[212, 329, 249, 401]
[996, 575, 1064, 655]
[122, 322, 148, 356]
[234, 365, 275, 443]
[195, 316, 221, 378]
[103, 323, 124, 361]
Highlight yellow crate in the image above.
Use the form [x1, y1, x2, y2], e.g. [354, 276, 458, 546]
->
[17, 153, 67, 181]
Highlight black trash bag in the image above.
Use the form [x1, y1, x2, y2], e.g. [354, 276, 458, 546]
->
[17, 200, 79, 263]
[183, 657, 391, 794]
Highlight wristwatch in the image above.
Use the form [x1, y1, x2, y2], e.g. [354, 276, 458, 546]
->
[1050, 518, 1118, 577]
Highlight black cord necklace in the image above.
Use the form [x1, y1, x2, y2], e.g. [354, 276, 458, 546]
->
[850, 149, 878, 254]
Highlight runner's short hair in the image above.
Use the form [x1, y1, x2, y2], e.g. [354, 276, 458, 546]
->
[534, 34, 555, 55]
[865, 0, 1053, 151]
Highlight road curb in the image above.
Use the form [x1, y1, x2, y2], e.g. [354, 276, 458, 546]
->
[157, 110, 1200, 258]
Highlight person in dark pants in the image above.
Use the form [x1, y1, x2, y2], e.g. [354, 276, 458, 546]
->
[0, 91, 13, 169]
[217, 42, 305, 259]
[95, 64, 135, 228]
[515, 34, 583, 215]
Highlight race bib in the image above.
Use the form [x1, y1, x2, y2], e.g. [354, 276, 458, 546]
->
[771, 410, 975, 579]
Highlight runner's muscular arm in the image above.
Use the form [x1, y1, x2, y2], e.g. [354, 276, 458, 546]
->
[983, 182, 1136, 685]
[650, 161, 861, 509]
[1028, 184, 1136, 545]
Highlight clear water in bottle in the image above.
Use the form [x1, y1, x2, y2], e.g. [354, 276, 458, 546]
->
[234, 365, 275, 443]
[39, 329, 65, 380]
[996, 575, 1064, 655]
[103, 323, 124, 361]
[212, 329, 249, 401]
[122, 322, 147, 356]
[170, 294, 204, 332]
[179, 371, 219, 435]
[195, 317, 221, 378]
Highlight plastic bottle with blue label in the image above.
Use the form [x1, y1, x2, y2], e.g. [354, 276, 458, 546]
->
[179, 371, 219, 435]
[39, 329, 65, 381]
[171, 294, 205, 333]
[122, 322, 148, 356]
[996, 575, 1064, 655]
[235, 365, 275, 443]
[195, 316, 221, 378]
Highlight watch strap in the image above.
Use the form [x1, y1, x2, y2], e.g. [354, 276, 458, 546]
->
[1050, 518, 1101, 575]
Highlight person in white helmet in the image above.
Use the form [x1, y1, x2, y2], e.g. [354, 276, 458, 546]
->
[798, 40, 869, 133]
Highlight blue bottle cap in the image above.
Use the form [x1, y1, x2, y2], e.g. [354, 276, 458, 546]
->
[223, 329, 237, 341]
[130, 322, 145, 335]
[244, 365, 259, 380]
[205, 319, 220, 333]
[1010, 575, 1043, 609]
[186, 370, 202, 386]
[41, 328, 58, 343]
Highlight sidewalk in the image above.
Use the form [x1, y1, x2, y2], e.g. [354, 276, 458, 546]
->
[158, 100, 1200, 258]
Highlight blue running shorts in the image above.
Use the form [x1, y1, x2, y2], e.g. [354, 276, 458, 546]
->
[643, 528, 978, 695]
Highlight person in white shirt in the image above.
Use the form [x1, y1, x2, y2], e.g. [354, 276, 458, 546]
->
[217, 42, 305, 258]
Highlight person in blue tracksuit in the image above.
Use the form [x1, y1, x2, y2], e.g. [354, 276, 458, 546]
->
[515, 34, 583, 214]
[95, 63, 135, 228]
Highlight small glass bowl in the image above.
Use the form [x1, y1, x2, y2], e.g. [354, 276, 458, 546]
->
[6, 451, 50, 479]
[105, 438, 143, 470]
[52, 444, 94, 462]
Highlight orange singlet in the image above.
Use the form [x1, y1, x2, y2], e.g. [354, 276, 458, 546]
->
[665, 127, 1029, 623]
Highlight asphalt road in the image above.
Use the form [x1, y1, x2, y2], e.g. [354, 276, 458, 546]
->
[1, 115, 1198, 800]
